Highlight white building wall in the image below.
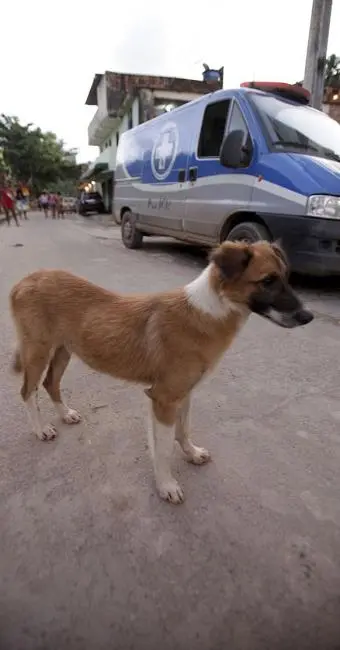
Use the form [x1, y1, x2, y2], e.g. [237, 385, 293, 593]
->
[96, 76, 108, 117]
[109, 140, 118, 170]
[132, 97, 139, 127]
[93, 148, 110, 166]
[119, 114, 129, 136]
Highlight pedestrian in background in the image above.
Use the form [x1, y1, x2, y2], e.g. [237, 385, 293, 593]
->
[0, 183, 20, 226]
[49, 192, 57, 219]
[16, 186, 29, 220]
[22, 185, 30, 210]
[39, 191, 49, 218]
[56, 192, 64, 219]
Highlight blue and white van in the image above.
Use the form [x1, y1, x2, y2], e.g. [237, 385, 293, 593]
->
[114, 82, 340, 275]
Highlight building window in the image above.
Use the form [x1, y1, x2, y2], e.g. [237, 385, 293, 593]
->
[108, 138, 111, 146]
[197, 99, 231, 158]
[116, 132, 119, 146]
[128, 110, 133, 130]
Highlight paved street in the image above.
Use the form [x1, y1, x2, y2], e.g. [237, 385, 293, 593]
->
[1, 212, 340, 650]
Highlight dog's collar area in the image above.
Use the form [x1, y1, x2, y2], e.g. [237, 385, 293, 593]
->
[185, 266, 242, 319]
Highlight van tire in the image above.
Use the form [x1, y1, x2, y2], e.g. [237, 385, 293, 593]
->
[226, 221, 271, 244]
[121, 211, 143, 249]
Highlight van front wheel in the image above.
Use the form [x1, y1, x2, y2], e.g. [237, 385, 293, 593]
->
[121, 211, 143, 249]
[226, 222, 271, 244]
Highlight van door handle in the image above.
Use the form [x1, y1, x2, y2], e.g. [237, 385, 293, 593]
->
[189, 167, 198, 182]
[178, 169, 186, 182]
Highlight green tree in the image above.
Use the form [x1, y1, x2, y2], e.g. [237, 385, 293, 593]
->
[0, 148, 10, 176]
[0, 115, 80, 195]
[295, 54, 340, 90]
[324, 53, 340, 87]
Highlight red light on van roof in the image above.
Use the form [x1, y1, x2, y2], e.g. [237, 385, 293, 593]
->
[240, 81, 310, 105]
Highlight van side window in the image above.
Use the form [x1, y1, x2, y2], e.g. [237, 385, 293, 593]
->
[198, 100, 231, 158]
[227, 102, 252, 160]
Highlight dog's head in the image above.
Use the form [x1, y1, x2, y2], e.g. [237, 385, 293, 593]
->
[210, 240, 313, 328]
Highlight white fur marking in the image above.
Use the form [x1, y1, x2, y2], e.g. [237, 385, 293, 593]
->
[265, 308, 285, 326]
[26, 393, 57, 440]
[26, 393, 43, 437]
[148, 401, 184, 504]
[185, 265, 242, 318]
[175, 395, 211, 464]
[54, 402, 81, 424]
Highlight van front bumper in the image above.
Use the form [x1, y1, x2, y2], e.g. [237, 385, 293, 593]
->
[263, 213, 340, 276]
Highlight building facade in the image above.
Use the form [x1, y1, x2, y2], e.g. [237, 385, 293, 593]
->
[81, 71, 222, 212]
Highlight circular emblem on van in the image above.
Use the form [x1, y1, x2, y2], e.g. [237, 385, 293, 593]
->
[151, 122, 179, 181]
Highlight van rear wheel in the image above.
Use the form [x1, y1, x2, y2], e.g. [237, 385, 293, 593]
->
[121, 211, 143, 249]
[226, 221, 271, 244]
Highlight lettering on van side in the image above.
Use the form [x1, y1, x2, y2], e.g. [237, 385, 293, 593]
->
[147, 196, 171, 210]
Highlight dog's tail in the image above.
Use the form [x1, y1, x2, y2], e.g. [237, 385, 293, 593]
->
[12, 348, 23, 374]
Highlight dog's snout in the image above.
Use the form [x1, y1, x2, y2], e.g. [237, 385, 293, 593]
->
[294, 308, 314, 326]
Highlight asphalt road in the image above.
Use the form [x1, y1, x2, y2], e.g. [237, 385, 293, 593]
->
[1, 212, 340, 650]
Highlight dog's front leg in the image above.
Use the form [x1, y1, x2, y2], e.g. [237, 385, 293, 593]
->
[175, 393, 211, 465]
[148, 399, 184, 505]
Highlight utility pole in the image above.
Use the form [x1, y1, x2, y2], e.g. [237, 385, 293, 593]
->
[303, 0, 333, 109]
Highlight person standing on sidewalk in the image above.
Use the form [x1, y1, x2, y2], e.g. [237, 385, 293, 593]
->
[0, 183, 20, 226]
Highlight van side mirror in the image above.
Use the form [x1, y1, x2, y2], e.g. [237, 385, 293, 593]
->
[219, 130, 247, 168]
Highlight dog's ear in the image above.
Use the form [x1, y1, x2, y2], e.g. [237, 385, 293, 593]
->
[271, 241, 288, 268]
[210, 242, 253, 280]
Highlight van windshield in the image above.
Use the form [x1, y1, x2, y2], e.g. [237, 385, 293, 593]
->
[251, 93, 340, 161]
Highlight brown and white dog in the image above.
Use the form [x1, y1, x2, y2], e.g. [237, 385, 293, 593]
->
[10, 241, 313, 504]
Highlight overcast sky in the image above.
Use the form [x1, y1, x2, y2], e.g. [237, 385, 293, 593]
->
[1, 0, 339, 163]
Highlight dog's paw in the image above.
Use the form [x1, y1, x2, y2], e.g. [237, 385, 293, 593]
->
[185, 444, 211, 465]
[63, 408, 81, 425]
[158, 479, 184, 505]
[38, 424, 58, 441]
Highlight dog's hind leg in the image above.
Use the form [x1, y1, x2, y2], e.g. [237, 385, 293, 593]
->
[21, 346, 56, 441]
[43, 346, 81, 425]
[175, 393, 211, 465]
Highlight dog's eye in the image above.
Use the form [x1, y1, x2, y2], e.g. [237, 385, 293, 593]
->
[261, 274, 277, 287]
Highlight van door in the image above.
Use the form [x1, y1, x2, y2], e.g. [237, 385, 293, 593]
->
[183, 97, 256, 239]
[139, 110, 193, 233]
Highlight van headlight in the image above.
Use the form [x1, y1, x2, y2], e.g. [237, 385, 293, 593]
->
[307, 195, 340, 219]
